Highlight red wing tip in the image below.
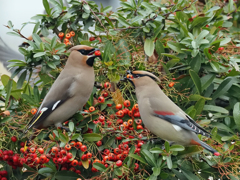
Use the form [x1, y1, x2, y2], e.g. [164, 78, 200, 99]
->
[214, 152, 221, 156]
[154, 111, 174, 116]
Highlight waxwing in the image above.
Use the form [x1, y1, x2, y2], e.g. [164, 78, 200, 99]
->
[125, 70, 220, 156]
[23, 45, 101, 134]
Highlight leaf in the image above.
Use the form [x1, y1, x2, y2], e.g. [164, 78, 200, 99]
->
[220, 37, 231, 46]
[38, 167, 54, 176]
[69, 121, 74, 132]
[6, 32, 21, 38]
[82, 160, 89, 169]
[102, 6, 112, 13]
[16, 70, 27, 89]
[211, 78, 233, 100]
[210, 62, 220, 72]
[170, 145, 185, 151]
[144, 38, 154, 56]
[54, 171, 81, 180]
[128, 154, 147, 165]
[194, 98, 205, 117]
[233, 102, 240, 131]
[164, 141, 170, 153]
[59, 133, 68, 143]
[43, 0, 51, 15]
[201, 74, 215, 91]
[180, 168, 200, 180]
[203, 105, 228, 114]
[152, 167, 161, 176]
[33, 86, 40, 103]
[47, 62, 56, 69]
[51, 36, 57, 48]
[210, 122, 234, 133]
[155, 40, 165, 57]
[166, 155, 172, 169]
[93, 162, 107, 172]
[150, 147, 163, 154]
[189, 70, 202, 94]
[167, 41, 184, 53]
[33, 22, 40, 34]
[5, 79, 13, 108]
[82, 133, 102, 142]
[141, 149, 157, 167]
[33, 52, 46, 58]
[118, 16, 130, 27]
[32, 33, 42, 46]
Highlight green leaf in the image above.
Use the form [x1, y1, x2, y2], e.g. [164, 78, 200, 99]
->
[166, 156, 172, 169]
[211, 78, 233, 100]
[180, 168, 200, 180]
[210, 62, 220, 72]
[128, 154, 148, 165]
[164, 141, 170, 153]
[32, 33, 42, 46]
[38, 167, 54, 176]
[54, 171, 81, 180]
[201, 74, 215, 91]
[59, 133, 68, 143]
[93, 162, 107, 172]
[5, 79, 13, 108]
[33, 22, 40, 34]
[155, 40, 165, 57]
[220, 38, 231, 46]
[189, 70, 202, 94]
[141, 149, 157, 167]
[102, 6, 112, 13]
[233, 102, 240, 131]
[6, 32, 21, 38]
[82, 133, 102, 142]
[144, 38, 154, 56]
[118, 16, 130, 27]
[170, 145, 185, 151]
[69, 122, 74, 132]
[114, 167, 123, 176]
[43, 0, 51, 15]
[203, 105, 229, 114]
[150, 147, 163, 154]
[152, 167, 161, 176]
[34, 86, 40, 103]
[33, 52, 46, 58]
[194, 98, 205, 117]
[167, 41, 184, 53]
[47, 62, 56, 69]
[16, 70, 27, 89]
[51, 36, 58, 48]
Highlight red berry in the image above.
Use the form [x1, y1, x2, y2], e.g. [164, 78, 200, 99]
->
[89, 37, 95, 41]
[104, 82, 111, 89]
[20, 142, 25, 147]
[80, 145, 87, 152]
[95, 50, 101, 56]
[116, 104, 122, 110]
[65, 144, 71, 151]
[29, 147, 36, 153]
[38, 148, 44, 154]
[123, 100, 131, 107]
[116, 160, 122, 166]
[98, 96, 105, 103]
[51, 147, 58, 154]
[96, 140, 102, 147]
[81, 154, 88, 161]
[218, 47, 224, 51]
[135, 119, 142, 125]
[67, 152, 73, 159]
[102, 91, 108, 97]
[86, 152, 92, 158]
[11, 136, 17, 142]
[71, 159, 78, 166]
[107, 104, 112, 107]
[75, 142, 82, 149]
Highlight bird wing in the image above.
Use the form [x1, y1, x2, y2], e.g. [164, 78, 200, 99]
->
[23, 76, 75, 133]
[149, 97, 211, 137]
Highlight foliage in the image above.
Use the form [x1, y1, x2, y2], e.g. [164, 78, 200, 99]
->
[1, 0, 240, 179]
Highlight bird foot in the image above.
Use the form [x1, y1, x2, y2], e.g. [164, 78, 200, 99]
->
[60, 126, 82, 132]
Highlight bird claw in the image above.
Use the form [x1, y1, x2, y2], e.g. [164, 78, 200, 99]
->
[60, 126, 82, 132]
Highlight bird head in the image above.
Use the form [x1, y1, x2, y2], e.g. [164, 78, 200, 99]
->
[125, 70, 161, 87]
[68, 45, 102, 67]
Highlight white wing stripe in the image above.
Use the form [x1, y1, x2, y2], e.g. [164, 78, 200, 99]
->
[52, 100, 61, 110]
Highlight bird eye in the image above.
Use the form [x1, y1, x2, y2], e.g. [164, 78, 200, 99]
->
[135, 75, 139, 78]
[127, 74, 133, 79]
[78, 49, 87, 55]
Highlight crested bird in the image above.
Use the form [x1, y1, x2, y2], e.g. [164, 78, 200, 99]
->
[125, 70, 220, 156]
[23, 45, 101, 135]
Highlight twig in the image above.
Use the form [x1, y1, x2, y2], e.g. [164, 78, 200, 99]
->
[82, 0, 109, 35]
[4, 25, 29, 41]
[114, 26, 142, 31]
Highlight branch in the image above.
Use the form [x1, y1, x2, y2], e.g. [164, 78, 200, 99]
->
[4, 25, 29, 41]
[82, 0, 109, 35]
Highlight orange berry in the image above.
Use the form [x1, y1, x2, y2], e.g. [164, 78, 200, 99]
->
[64, 38, 69, 43]
[2, 110, 10, 116]
[116, 104, 122, 110]
[135, 119, 142, 125]
[168, 82, 175, 87]
[65, 42, 71, 46]
[70, 141, 76, 147]
[104, 82, 111, 89]
[65, 33, 71, 39]
[89, 106, 95, 112]
[127, 119, 133, 126]
[133, 104, 139, 110]
[70, 31, 75, 37]
[58, 32, 64, 38]
[30, 108, 37, 115]
[75, 142, 82, 149]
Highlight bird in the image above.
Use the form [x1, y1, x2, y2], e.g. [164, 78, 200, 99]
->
[125, 70, 220, 156]
[22, 45, 101, 135]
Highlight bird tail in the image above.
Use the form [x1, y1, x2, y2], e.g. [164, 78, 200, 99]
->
[199, 140, 220, 156]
